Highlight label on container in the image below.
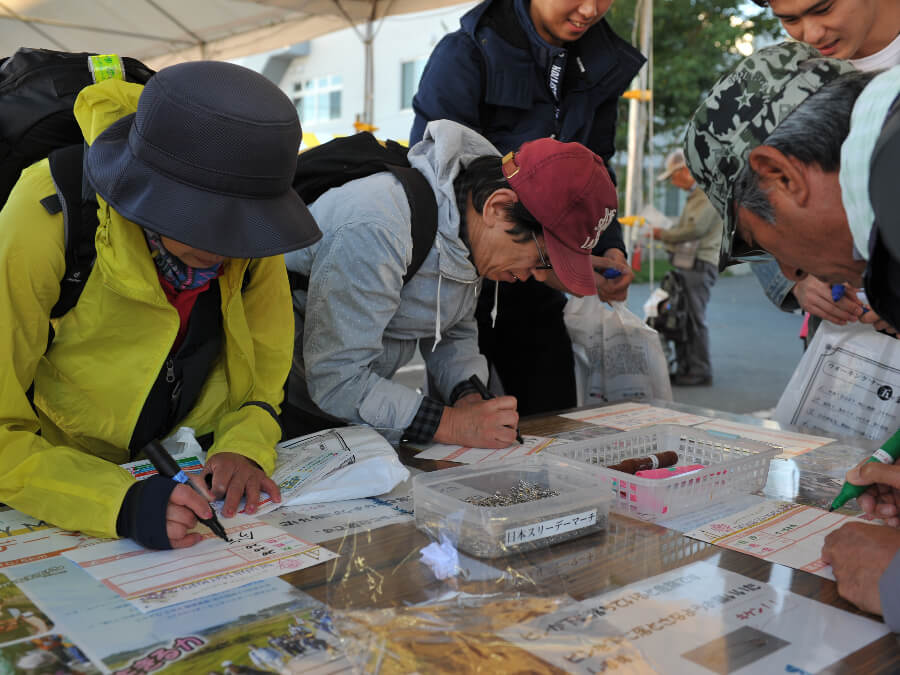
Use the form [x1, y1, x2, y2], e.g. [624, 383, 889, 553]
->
[504, 509, 598, 546]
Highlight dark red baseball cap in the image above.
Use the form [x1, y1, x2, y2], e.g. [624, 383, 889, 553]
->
[502, 138, 618, 296]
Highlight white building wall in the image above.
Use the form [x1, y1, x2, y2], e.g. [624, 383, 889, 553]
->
[235, 4, 476, 144]
[370, 5, 477, 138]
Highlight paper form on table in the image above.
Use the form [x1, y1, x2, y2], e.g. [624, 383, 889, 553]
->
[412, 435, 554, 463]
[684, 499, 865, 579]
[561, 402, 712, 430]
[64, 513, 337, 612]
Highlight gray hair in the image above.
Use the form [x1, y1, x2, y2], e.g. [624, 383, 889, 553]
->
[733, 69, 877, 223]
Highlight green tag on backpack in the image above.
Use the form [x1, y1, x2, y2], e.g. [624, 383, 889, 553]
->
[88, 54, 125, 82]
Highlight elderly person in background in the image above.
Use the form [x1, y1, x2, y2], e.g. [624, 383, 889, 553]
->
[652, 149, 723, 386]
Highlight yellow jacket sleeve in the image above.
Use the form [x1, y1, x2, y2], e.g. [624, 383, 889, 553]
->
[0, 161, 134, 538]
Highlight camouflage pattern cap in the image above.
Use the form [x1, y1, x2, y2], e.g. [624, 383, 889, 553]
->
[684, 41, 856, 264]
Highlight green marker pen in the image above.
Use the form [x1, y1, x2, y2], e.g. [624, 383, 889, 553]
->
[829, 428, 900, 512]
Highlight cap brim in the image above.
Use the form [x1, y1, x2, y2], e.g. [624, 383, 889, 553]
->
[543, 229, 597, 296]
[718, 199, 775, 270]
[86, 115, 322, 258]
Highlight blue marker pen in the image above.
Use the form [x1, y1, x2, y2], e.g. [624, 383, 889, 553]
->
[831, 284, 845, 302]
[601, 269, 622, 279]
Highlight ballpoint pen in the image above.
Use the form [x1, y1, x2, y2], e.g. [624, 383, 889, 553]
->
[467, 374, 524, 444]
[142, 439, 230, 542]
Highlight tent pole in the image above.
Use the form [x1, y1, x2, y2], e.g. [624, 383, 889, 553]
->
[363, 19, 374, 126]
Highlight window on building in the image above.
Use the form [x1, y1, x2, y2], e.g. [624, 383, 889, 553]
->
[293, 75, 342, 124]
[400, 58, 427, 110]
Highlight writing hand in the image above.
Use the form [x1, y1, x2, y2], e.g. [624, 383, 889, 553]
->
[847, 460, 900, 527]
[205, 452, 281, 518]
[822, 521, 900, 616]
[435, 396, 519, 448]
[454, 392, 485, 408]
[793, 277, 863, 325]
[167, 484, 212, 549]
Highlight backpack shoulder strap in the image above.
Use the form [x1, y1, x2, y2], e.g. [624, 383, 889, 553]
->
[384, 164, 438, 285]
[44, 143, 99, 319]
[289, 165, 438, 292]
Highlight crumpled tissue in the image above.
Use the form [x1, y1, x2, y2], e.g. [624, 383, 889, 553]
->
[420, 534, 460, 580]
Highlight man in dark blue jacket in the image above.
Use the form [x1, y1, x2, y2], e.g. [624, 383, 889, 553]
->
[411, 0, 645, 415]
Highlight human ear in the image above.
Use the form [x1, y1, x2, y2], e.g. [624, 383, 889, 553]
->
[482, 188, 518, 228]
[747, 145, 810, 206]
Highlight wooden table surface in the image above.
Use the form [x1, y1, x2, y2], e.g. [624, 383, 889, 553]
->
[277, 409, 900, 674]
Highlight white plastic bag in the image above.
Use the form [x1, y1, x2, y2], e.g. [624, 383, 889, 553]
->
[600, 302, 673, 403]
[642, 286, 669, 320]
[564, 297, 672, 405]
[774, 322, 900, 442]
[278, 426, 410, 505]
[563, 294, 607, 406]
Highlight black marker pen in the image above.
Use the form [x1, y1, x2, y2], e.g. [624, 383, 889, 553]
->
[143, 440, 230, 542]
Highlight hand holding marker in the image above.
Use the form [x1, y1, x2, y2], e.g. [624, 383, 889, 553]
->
[143, 439, 230, 542]
[468, 374, 524, 444]
[831, 284, 868, 313]
[830, 428, 900, 511]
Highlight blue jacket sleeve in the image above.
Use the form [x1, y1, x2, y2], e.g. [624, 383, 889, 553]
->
[411, 32, 485, 145]
[751, 260, 799, 311]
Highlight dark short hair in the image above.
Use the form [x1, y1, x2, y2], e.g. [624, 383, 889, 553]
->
[750, 0, 768, 6]
[454, 155, 541, 242]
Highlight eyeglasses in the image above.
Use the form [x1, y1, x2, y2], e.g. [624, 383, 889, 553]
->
[533, 232, 553, 270]
[728, 238, 774, 264]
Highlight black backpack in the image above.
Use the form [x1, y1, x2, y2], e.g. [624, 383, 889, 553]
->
[647, 268, 689, 344]
[288, 132, 438, 291]
[0, 48, 154, 317]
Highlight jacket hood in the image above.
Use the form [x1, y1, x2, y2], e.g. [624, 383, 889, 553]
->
[73, 78, 143, 146]
[407, 119, 500, 281]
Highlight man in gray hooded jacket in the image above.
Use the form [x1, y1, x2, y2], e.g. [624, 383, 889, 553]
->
[284, 120, 619, 449]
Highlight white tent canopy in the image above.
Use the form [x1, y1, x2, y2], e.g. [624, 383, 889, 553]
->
[4, 1, 654, 241]
[0, 1, 464, 69]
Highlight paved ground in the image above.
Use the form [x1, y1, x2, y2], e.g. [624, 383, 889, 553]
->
[625, 271, 804, 414]
[393, 269, 806, 416]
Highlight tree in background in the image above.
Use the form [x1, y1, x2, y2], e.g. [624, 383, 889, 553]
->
[606, 0, 781, 152]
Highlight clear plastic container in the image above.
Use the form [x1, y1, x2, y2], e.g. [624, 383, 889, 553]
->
[545, 424, 780, 521]
[413, 455, 611, 558]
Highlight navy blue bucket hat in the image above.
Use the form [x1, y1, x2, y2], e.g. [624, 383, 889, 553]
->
[85, 60, 321, 258]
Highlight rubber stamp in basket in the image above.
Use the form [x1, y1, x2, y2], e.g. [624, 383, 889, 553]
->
[545, 424, 780, 521]
[413, 455, 611, 558]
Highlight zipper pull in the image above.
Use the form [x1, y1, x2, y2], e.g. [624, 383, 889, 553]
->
[166, 357, 182, 407]
[170, 378, 183, 403]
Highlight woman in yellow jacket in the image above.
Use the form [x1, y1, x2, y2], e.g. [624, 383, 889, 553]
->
[0, 61, 320, 549]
